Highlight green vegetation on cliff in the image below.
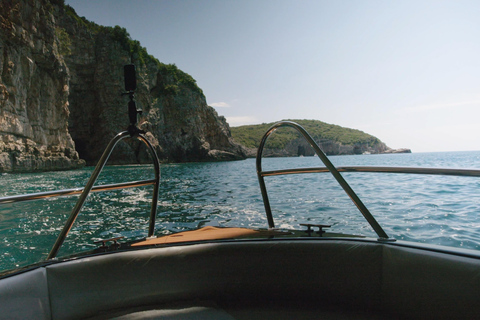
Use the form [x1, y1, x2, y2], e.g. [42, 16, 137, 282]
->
[64, 4, 202, 95]
[230, 119, 382, 150]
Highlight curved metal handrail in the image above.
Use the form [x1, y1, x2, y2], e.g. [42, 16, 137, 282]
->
[256, 121, 391, 240]
[0, 180, 157, 204]
[47, 131, 160, 260]
[260, 166, 480, 177]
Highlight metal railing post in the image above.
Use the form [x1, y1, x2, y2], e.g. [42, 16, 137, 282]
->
[47, 131, 161, 260]
[256, 121, 391, 240]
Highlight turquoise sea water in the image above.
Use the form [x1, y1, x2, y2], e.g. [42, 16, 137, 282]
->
[1, 151, 480, 272]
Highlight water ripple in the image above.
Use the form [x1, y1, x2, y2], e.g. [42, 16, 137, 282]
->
[1, 151, 480, 272]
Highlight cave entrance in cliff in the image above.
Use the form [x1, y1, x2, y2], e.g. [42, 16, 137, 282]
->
[297, 145, 306, 156]
[74, 139, 88, 162]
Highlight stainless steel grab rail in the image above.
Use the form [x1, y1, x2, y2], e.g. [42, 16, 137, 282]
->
[256, 121, 391, 240]
[0, 180, 157, 204]
[260, 166, 480, 177]
[47, 131, 160, 260]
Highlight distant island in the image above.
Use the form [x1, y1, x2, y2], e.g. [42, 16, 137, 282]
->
[230, 119, 411, 157]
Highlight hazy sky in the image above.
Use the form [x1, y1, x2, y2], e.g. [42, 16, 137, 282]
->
[65, 0, 480, 152]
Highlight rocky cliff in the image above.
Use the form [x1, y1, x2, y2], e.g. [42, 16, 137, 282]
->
[0, 0, 85, 172]
[0, 0, 245, 172]
[241, 138, 390, 158]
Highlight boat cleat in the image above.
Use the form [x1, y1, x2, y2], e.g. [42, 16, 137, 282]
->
[300, 223, 331, 237]
[94, 236, 124, 249]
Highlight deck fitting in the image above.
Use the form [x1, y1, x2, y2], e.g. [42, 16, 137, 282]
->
[300, 223, 331, 237]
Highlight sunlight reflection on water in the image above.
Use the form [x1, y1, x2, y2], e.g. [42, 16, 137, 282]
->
[1, 151, 480, 272]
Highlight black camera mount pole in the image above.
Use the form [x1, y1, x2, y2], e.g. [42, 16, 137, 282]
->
[122, 64, 144, 137]
[47, 65, 162, 259]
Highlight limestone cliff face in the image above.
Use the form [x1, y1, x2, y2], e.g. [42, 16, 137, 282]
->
[0, 0, 84, 172]
[286, 138, 389, 156]
[0, 0, 245, 172]
[59, 6, 245, 166]
[243, 138, 389, 158]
